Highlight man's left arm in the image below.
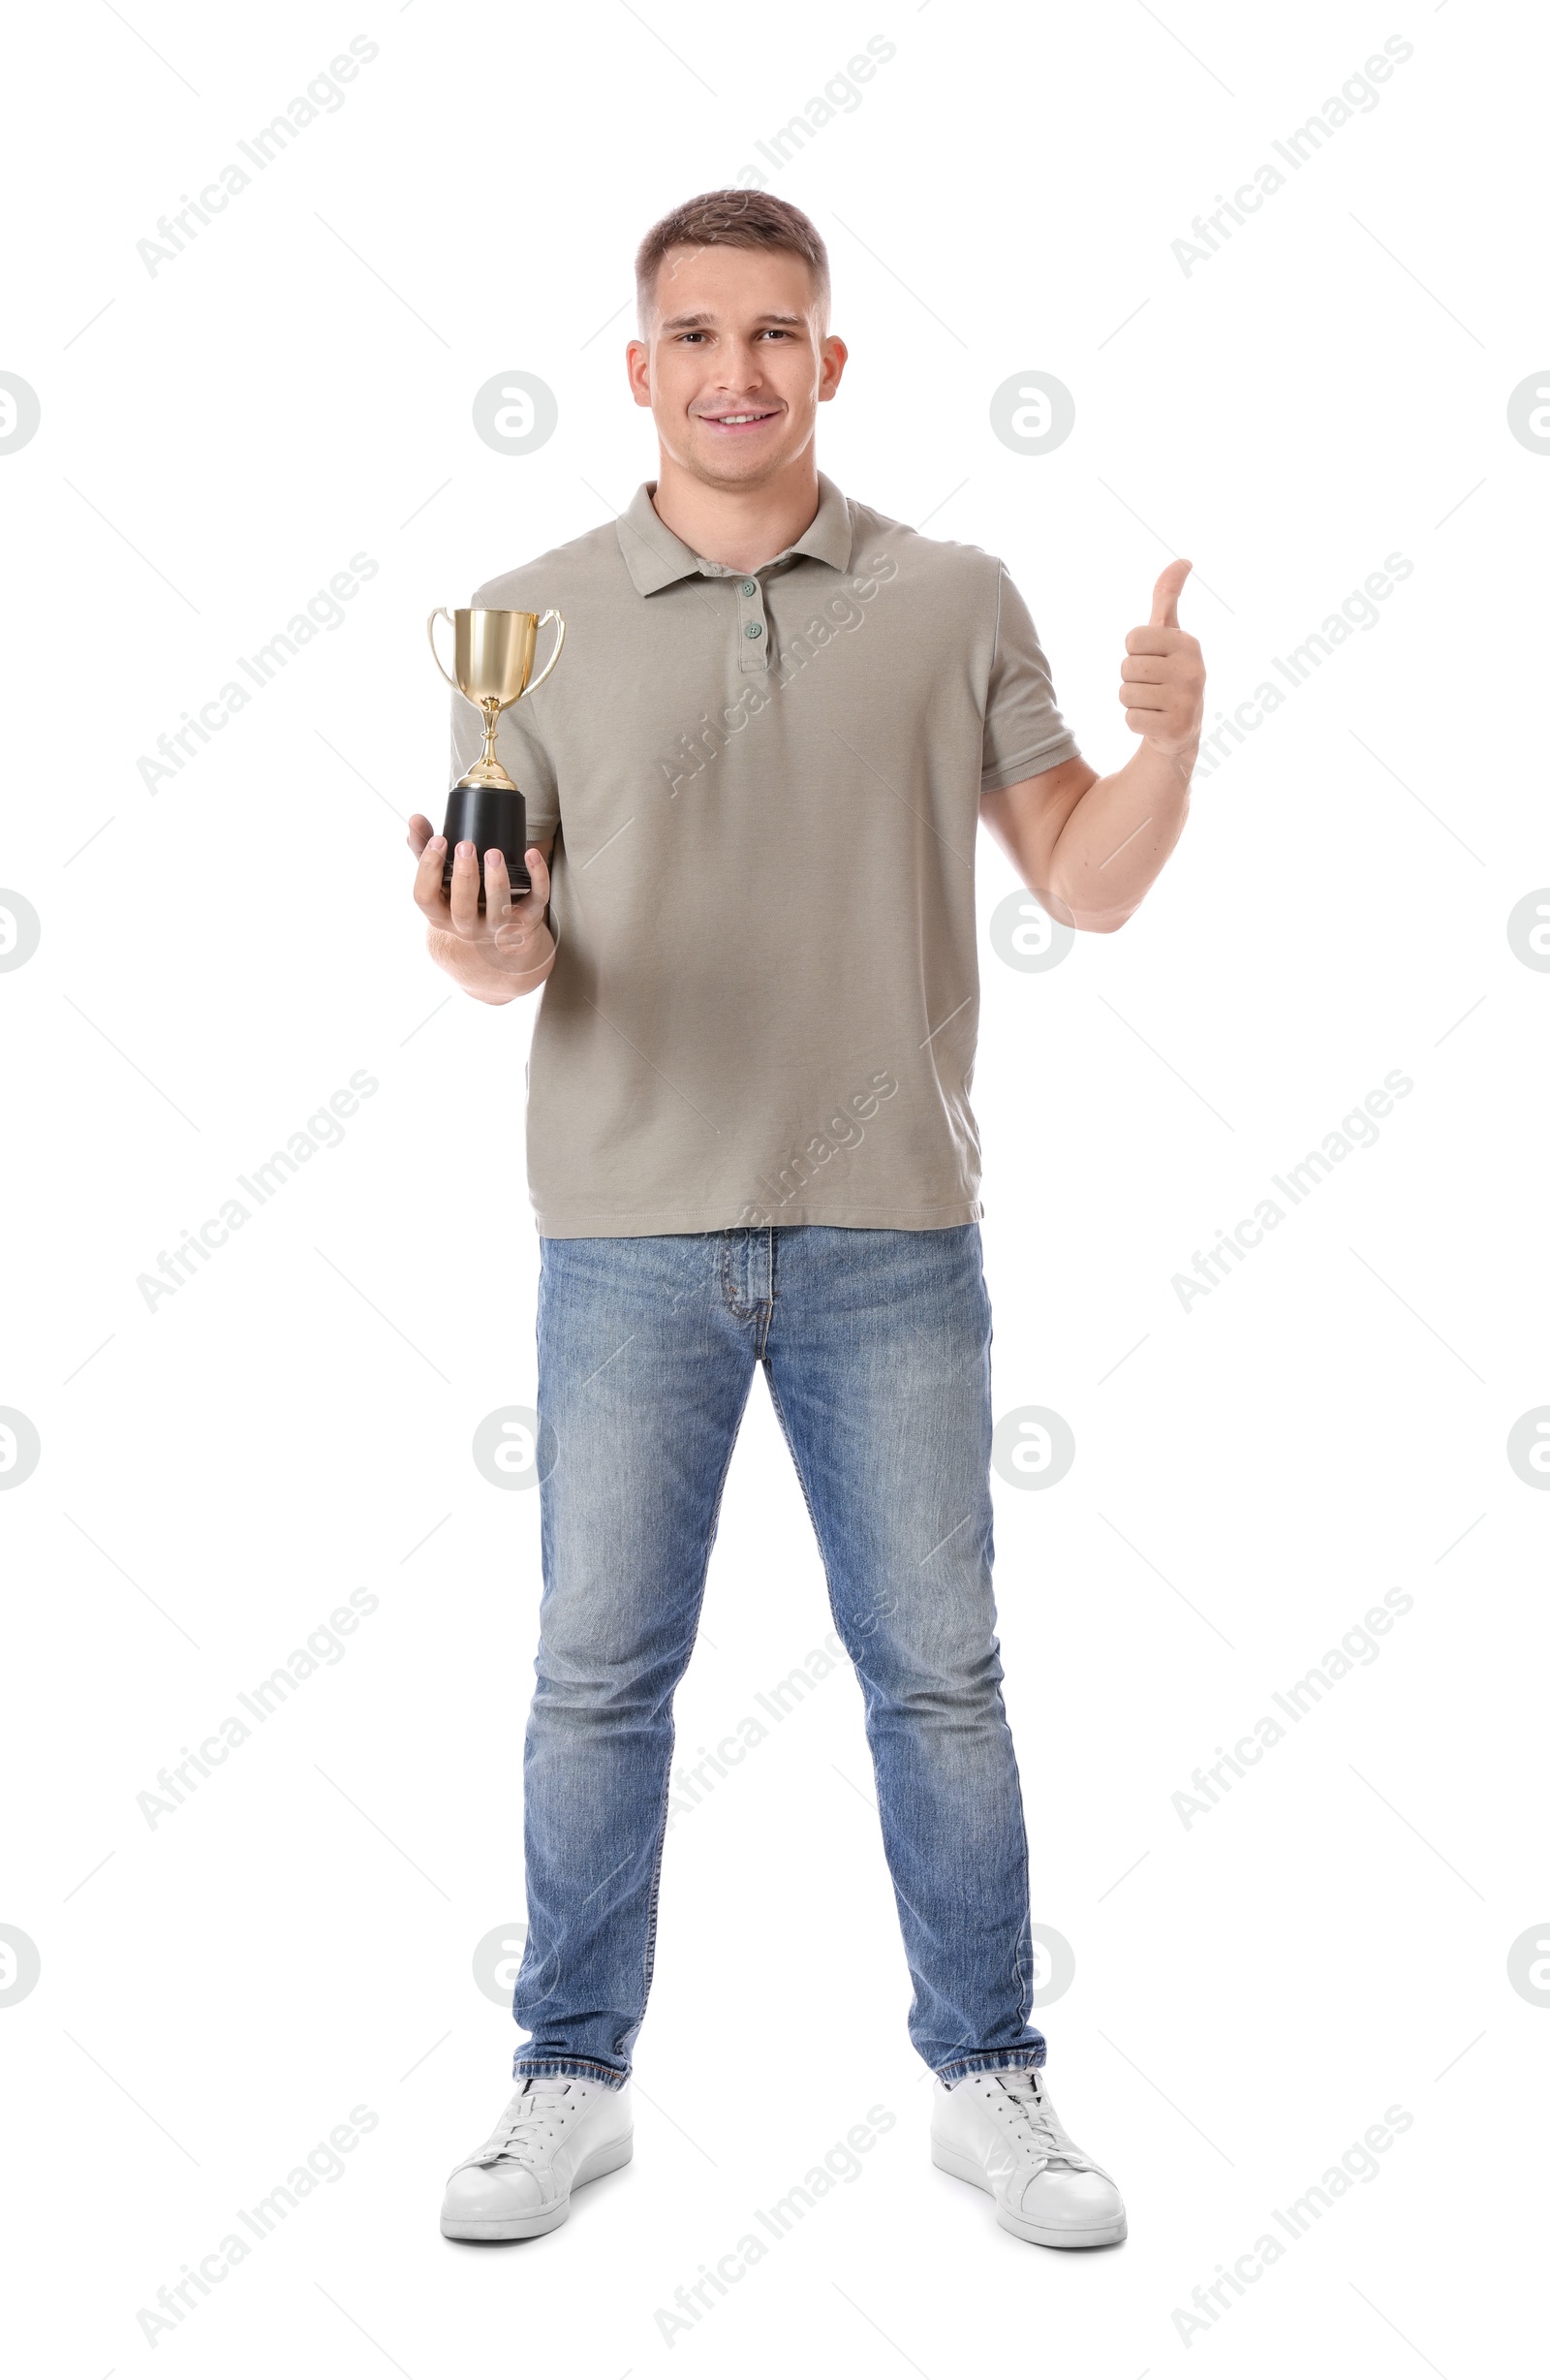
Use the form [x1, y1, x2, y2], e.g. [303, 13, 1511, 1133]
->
[979, 560, 1204, 934]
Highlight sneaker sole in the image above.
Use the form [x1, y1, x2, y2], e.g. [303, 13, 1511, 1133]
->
[441, 2131, 634, 2240]
[930, 2137, 1127, 2249]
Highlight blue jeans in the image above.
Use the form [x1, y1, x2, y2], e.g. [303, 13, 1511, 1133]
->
[513, 1224, 1046, 2087]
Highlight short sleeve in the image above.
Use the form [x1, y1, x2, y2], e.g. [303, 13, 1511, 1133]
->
[979, 564, 1081, 794]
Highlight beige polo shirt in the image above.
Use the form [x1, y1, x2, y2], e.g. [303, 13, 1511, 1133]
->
[452, 472, 1079, 1237]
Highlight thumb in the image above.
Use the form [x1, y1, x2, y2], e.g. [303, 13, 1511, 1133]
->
[1149, 558, 1193, 630]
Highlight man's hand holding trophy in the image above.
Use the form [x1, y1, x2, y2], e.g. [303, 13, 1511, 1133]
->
[407, 604, 565, 1001]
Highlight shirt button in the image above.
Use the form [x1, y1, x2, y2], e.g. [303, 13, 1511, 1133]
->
[739, 579, 758, 597]
[743, 620, 763, 640]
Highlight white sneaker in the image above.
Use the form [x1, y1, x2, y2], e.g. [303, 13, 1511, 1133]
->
[931, 2066, 1127, 2247]
[441, 2075, 634, 2240]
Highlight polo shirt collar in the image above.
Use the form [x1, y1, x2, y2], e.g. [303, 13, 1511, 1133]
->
[616, 471, 853, 594]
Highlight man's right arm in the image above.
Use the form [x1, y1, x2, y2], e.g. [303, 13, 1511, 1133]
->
[407, 818, 557, 1007]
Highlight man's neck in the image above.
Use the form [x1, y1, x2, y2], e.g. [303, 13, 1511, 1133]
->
[648, 454, 822, 574]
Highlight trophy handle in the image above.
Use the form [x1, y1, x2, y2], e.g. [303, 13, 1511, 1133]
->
[521, 608, 566, 700]
[426, 607, 460, 693]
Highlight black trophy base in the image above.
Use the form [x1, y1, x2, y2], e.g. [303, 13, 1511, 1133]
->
[441, 778, 531, 905]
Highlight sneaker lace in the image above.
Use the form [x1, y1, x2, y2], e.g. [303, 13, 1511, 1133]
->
[472, 2082, 575, 2169]
[990, 2073, 1100, 2175]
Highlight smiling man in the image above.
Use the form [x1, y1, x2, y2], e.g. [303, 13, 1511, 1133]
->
[411, 189, 1204, 2251]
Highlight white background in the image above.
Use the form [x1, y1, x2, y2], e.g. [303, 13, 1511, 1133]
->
[2, 1, 1545, 2372]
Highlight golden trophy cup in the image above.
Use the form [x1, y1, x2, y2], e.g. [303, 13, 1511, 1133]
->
[427, 605, 565, 901]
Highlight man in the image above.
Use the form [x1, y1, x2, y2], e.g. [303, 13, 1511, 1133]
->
[410, 190, 1204, 2251]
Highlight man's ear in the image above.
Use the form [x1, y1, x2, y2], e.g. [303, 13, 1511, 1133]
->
[626, 338, 654, 409]
[819, 335, 849, 401]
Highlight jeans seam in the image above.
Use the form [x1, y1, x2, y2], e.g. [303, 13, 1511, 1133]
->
[754, 1226, 774, 1358]
[935, 2051, 1045, 2082]
[720, 1226, 773, 1337]
[999, 1662, 1035, 2037]
[514, 2055, 627, 2088]
[632, 1362, 756, 2052]
[762, 1365, 855, 1662]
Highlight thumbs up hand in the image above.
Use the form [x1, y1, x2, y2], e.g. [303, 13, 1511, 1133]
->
[1120, 560, 1206, 756]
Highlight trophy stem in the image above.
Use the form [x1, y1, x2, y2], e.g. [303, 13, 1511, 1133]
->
[479, 697, 502, 776]
[459, 696, 517, 792]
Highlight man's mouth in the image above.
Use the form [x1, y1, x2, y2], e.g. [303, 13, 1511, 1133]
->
[698, 405, 782, 433]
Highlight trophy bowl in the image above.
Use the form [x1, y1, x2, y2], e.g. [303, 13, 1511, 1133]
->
[427, 605, 565, 904]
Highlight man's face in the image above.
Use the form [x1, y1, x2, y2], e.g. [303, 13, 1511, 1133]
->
[627, 242, 847, 490]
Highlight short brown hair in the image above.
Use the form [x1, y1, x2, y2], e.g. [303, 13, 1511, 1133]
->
[634, 188, 830, 329]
